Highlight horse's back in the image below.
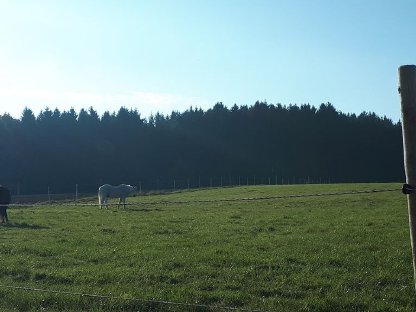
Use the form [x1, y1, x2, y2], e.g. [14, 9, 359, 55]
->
[98, 184, 134, 198]
[99, 184, 111, 190]
[114, 184, 133, 197]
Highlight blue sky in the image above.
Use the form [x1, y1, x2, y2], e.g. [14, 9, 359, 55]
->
[0, 0, 415, 121]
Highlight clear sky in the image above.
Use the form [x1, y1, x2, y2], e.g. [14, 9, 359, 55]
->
[0, 0, 414, 122]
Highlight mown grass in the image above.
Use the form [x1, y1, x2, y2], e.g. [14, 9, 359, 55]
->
[0, 183, 415, 311]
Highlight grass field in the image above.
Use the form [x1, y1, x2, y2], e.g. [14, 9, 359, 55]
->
[0, 183, 415, 311]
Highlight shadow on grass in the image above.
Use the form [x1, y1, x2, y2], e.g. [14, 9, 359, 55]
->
[1, 222, 49, 230]
[130, 208, 163, 212]
[110, 207, 163, 213]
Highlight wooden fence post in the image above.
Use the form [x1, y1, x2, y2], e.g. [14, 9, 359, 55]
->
[399, 64, 416, 290]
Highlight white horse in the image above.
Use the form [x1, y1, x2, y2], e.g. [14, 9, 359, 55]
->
[98, 184, 137, 209]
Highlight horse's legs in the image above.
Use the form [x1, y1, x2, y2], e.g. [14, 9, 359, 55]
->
[98, 193, 103, 209]
[117, 197, 127, 209]
[0, 207, 5, 224]
[118, 198, 122, 209]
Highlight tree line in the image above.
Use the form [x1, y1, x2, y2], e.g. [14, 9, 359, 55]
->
[0, 102, 404, 194]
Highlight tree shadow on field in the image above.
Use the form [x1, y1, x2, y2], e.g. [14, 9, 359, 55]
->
[1, 222, 49, 230]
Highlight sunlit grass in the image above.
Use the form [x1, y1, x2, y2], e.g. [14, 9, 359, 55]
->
[0, 183, 414, 311]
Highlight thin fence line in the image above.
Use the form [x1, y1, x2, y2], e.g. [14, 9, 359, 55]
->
[0, 284, 265, 312]
[8, 188, 401, 208]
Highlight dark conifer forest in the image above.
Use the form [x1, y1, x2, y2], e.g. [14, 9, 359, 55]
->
[0, 102, 404, 195]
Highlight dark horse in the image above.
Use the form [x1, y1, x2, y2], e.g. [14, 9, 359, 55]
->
[0, 185, 11, 224]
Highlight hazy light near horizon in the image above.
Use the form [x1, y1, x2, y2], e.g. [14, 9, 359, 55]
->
[0, 87, 212, 119]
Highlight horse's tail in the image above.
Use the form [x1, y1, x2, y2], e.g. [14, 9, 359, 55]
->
[98, 188, 102, 208]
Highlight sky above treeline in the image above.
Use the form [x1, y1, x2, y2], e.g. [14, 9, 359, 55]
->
[0, 0, 415, 122]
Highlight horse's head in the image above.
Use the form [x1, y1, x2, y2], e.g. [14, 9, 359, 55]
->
[124, 184, 137, 196]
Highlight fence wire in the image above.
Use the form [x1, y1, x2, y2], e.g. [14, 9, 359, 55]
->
[8, 187, 401, 208]
[0, 284, 265, 312]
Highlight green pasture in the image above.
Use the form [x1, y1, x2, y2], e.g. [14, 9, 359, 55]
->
[0, 183, 415, 311]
